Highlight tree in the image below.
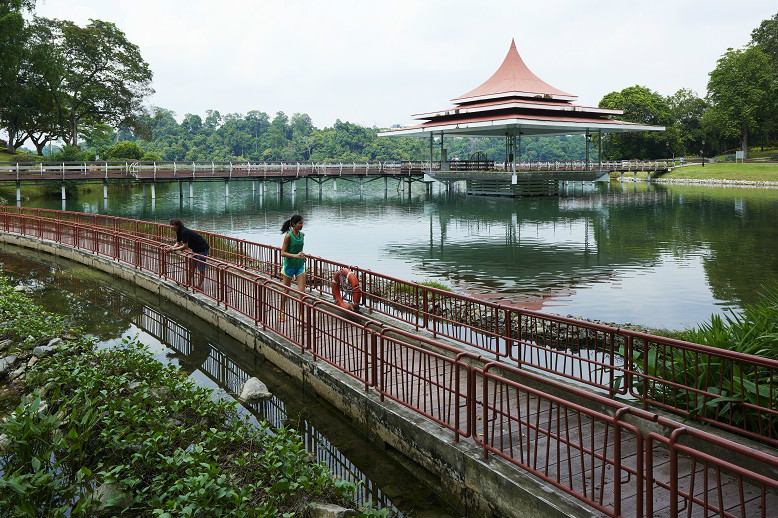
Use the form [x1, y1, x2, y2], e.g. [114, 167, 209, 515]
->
[751, 11, 778, 65]
[598, 85, 672, 159]
[43, 18, 154, 147]
[667, 89, 708, 156]
[0, 0, 41, 152]
[707, 47, 777, 158]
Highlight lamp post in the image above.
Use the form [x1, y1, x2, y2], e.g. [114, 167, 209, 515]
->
[701, 139, 705, 167]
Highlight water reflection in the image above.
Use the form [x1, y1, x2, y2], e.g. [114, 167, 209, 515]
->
[22, 178, 778, 329]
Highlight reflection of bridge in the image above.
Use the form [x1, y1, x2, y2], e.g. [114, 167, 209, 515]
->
[2, 206, 776, 518]
[133, 305, 399, 512]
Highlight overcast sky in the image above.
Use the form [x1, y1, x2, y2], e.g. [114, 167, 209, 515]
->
[34, 0, 778, 129]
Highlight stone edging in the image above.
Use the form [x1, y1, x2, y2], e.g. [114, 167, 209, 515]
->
[619, 176, 778, 188]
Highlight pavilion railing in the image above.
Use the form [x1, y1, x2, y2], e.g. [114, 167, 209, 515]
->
[1, 210, 776, 518]
[3, 206, 778, 447]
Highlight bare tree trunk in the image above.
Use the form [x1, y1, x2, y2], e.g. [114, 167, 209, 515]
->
[6, 127, 17, 153]
[741, 122, 748, 160]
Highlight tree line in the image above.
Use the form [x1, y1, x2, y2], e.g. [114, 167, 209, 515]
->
[2, 1, 776, 162]
[600, 12, 777, 160]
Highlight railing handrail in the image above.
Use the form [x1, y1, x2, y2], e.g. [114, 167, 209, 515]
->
[2, 210, 777, 518]
[3, 206, 778, 448]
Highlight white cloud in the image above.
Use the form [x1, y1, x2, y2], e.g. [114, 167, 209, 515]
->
[30, 0, 778, 128]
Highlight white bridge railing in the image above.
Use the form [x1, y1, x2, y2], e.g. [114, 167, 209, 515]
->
[0, 160, 437, 180]
[0, 159, 678, 181]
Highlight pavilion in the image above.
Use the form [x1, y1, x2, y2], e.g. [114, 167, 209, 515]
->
[378, 40, 664, 174]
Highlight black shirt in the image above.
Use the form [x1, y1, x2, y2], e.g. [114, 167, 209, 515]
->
[177, 227, 209, 254]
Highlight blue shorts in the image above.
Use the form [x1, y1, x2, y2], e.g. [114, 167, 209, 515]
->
[282, 264, 305, 278]
[190, 251, 208, 272]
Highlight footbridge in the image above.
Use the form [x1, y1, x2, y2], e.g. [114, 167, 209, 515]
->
[0, 159, 674, 201]
[1, 206, 776, 518]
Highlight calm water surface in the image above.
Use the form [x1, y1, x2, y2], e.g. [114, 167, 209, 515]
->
[26, 178, 778, 330]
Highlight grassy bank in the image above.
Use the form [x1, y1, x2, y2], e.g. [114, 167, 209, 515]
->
[0, 276, 381, 517]
[661, 163, 778, 181]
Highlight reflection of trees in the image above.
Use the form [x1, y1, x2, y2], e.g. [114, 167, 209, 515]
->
[593, 186, 778, 308]
[389, 185, 778, 311]
[4, 257, 135, 340]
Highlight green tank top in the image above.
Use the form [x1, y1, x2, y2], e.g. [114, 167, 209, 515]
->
[283, 231, 304, 269]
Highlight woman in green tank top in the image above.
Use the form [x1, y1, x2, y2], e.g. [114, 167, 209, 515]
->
[280, 214, 305, 321]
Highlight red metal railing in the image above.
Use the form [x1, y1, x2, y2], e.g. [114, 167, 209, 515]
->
[6, 206, 777, 447]
[2, 211, 777, 518]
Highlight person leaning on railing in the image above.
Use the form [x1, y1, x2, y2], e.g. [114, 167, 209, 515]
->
[166, 218, 210, 290]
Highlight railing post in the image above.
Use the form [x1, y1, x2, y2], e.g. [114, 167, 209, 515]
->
[422, 289, 429, 329]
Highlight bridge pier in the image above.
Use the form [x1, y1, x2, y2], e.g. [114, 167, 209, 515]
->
[16, 181, 21, 203]
[178, 180, 183, 199]
[333, 179, 337, 191]
[359, 177, 364, 195]
[224, 179, 230, 198]
[142, 183, 146, 197]
[189, 181, 194, 199]
[103, 180, 108, 199]
[384, 176, 388, 193]
[620, 172, 624, 182]
[290, 180, 296, 194]
[150, 182, 156, 199]
[305, 178, 309, 193]
[278, 181, 283, 196]
[61, 181, 66, 201]
[252, 180, 256, 194]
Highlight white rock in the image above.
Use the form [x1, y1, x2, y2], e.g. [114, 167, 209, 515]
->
[239, 377, 271, 401]
[32, 345, 56, 358]
[309, 503, 357, 518]
[47, 337, 63, 348]
[27, 356, 38, 368]
[0, 339, 12, 351]
[0, 354, 18, 376]
[13, 284, 25, 292]
[9, 365, 25, 380]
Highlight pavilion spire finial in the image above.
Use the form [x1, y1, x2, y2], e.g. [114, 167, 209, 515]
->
[452, 40, 576, 103]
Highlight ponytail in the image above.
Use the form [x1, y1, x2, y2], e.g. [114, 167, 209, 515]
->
[280, 214, 302, 233]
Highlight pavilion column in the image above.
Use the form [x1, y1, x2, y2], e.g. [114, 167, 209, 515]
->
[440, 133, 444, 169]
[512, 134, 517, 173]
[585, 129, 590, 170]
[598, 129, 602, 173]
[429, 133, 433, 173]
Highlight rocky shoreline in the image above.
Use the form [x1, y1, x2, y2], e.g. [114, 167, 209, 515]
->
[618, 176, 778, 188]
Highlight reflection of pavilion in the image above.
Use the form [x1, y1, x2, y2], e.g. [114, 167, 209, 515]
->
[380, 40, 664, 195]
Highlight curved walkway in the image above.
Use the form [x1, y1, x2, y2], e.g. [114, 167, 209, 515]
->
[1, 207, 776, 518]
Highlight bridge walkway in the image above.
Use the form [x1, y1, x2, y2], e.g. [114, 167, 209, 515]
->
[0, 206, 776, 518]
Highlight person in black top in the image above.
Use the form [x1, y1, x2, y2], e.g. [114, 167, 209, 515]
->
[168, 218, 210, 290]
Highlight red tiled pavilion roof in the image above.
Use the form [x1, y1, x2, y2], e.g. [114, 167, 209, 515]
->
[452, 39, 576, 103]
[378, 40, 665, 138]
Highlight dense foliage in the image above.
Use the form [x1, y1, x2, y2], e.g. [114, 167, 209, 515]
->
[0, 276, 383, 517]
[3, 2, 778, 161]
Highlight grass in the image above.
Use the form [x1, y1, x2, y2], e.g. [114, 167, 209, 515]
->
[661, 163, 778, 181]
[714, 147, 778, 160]
[0, 150, 15, 161]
